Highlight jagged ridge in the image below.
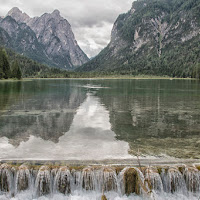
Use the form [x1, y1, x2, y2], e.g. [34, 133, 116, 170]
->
[0, 7, 89, 70]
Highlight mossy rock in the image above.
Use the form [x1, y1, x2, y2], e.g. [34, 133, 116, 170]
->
[124, 168, 141, 195]
[178, 166, 184, 174]
[195, 166, 200, 171]
[115, 166, 124, 175]
[157, 167, 162, 175]
[101, 195, 107, 200]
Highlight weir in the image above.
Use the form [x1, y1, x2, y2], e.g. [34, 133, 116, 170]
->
[0, 163, 200, 199]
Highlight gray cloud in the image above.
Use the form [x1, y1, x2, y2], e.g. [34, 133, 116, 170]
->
[0, 0, 133, 57]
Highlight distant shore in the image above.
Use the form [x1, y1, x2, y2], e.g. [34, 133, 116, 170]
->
[0, 76, 199, 81]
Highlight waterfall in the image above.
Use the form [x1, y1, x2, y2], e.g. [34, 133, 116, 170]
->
[161, 167, 187, 194]
[35, 166, 52, 196]
[100, 167, 118, 192]
[0, 164, 13, 194]
[82, 167, 95, 191]
[54, 166, 71, 194]
[0, 163, 200, 199]
[15, 165, 31, 192]
[184, 166, 200, 192]
[144, 167, 163, 192]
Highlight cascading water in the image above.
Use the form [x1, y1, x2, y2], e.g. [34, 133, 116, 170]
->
[184, 166, 200, 193]
[144, 167, 163, 192]
[0, 164, 13, 194]
[54, 166, 71, 194]
[82, 167, 96, 191]
[99, 167, 118, 192]
[15, 165, 32, 193]
[161, 167, 187, 194]
[0, 163, 200, 200]
[35, 166, 52, 197]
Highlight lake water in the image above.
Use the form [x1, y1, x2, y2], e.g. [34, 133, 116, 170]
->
[0, 79, 199, 160]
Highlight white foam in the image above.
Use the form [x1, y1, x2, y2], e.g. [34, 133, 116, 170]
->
[0, 191, 199, 200]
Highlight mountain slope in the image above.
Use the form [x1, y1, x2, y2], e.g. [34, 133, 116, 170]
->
[27, 10, 88, 68]
[79, 0, 200, 77]
[0, 16, 54, 66]
[0, 7, 89, 70]
[0, 47, 68, 78]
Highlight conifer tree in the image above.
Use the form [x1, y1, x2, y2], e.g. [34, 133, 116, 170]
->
[11, 60, 22, 80]
[0, 48, 11, 79]
[2, 49, 11, 79]
[0, 49, 5, 79]
[195, 63, 200, 79]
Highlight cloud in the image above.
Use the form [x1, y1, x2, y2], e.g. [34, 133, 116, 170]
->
[0, 0, 133, 57]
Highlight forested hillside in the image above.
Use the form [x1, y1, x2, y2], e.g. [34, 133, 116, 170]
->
[79, 0, 200, 78]
[0, 47, 68, 79]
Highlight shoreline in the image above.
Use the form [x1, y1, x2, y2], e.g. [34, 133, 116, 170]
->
[0, 77, 199, 81]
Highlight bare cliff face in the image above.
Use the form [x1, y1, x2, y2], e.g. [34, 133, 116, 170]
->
[0, 16, 49, 65]
[27, 10, 88, 67]
[7, 7, 30, 24]
[0, 7, 89, 69]
[109, 0, 199, 59]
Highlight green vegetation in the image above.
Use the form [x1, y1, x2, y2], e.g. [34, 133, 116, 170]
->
[11, 61, 22, 80]
[1, 0, 200, 79]
[0, 48, 23, 80]
[0, 47, 69, 79]
[0, 45, 199, 80]
[79, 0, 200, 79]
[0, 48, 11, 79]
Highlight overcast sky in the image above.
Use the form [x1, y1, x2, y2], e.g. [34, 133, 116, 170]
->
[0, 0, 133, 58]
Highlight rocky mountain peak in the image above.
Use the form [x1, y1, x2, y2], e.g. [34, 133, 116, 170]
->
[27, 9, 88, 67]
[7, 7, 21, 15]
[7, 7, 30, 24]
[51, 9, 60, 16]
[0, 7, 89, 69]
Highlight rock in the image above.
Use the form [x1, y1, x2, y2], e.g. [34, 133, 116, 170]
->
[101, 195, 107, 200]
[0, 7, 89, 69]
[7, 7, 31, 24]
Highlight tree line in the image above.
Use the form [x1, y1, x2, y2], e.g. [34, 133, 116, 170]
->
[1, 46, 199, 80]
[0, 48, 22, 80]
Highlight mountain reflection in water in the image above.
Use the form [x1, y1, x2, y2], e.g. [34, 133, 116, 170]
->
[0, 79, 200, 160]
[0, 81, 132, 160]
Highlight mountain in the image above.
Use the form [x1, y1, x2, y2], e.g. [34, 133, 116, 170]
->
[0, 79, 86, 146]
[0, 7, 89, 70]
[7, 7, 30, 23]
[79, 0, 200, 78]
[0, 16, 53, 66]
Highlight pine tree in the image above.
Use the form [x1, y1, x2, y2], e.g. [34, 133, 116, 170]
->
[0, 49, 5, 79]
[11, 60, 22, 80]
[195, 63, 200, 79]
[2, 49, 11, 79]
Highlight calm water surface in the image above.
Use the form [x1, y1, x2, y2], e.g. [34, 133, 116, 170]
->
[0, 79, 199, 160]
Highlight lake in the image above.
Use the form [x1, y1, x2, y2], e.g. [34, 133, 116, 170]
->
[0, 79, 199, 161]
